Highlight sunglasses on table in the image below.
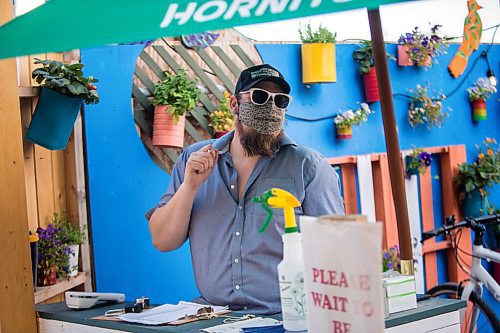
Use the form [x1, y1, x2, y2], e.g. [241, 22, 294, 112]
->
[239, 88, 292, 109]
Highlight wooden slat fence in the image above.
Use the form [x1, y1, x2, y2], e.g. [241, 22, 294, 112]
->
[132, 29, 262, 173]
[328, 145, 471, 291]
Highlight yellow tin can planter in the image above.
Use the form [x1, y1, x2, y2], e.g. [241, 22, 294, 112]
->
[301, 43, 336, 84]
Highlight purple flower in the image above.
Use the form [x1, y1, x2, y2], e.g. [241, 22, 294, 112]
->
[419, 152, 432, 166]
[387, 262, 393, 269]
[412, 48, 420, 54]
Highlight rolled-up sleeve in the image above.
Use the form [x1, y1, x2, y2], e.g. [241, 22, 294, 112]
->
[301, 157, 345, 216]
[144, 152, 187, 221]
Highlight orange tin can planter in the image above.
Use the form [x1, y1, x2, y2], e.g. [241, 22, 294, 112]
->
[301, 43, 336, 84]
[152, 105, 185, 148]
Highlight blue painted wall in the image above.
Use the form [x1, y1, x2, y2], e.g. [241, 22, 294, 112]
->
[82, 45, 198, 304]
[82, 43, 498, 327]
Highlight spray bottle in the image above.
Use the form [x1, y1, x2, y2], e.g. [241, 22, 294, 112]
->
[253, 188, 307, 331]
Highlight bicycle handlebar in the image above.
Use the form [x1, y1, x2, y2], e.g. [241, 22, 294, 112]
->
[421, 214, 499, 243]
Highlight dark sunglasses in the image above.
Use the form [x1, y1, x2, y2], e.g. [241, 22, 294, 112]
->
[240, 88, 292, 109]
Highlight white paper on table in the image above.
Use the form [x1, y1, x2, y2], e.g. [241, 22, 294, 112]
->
[117, 301, 227, 325]
[200, 317, 282, 333]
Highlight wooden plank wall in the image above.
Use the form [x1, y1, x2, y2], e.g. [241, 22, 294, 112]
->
[328, 145, 469, 291]
[0, 0, 37, 330]
[17, 54, 91, 303]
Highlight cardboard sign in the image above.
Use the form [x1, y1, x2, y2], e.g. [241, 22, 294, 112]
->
[300, 215, 384, 333]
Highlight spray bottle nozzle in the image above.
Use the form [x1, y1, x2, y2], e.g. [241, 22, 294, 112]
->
[252, 188, 301, 234]
[253, 190, 274, 233]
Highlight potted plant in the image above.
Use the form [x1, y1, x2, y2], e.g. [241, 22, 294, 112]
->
[333, 103, 373, 140]
[454, 138, 499, 218]
[408, 84, 449, 129]
[27, 58, 99, 150]
[209, 91, 234, 138]
[382, 245, 401, 273]
[36, 223, 70, 286]
[397, 25, 448, 67]
[152, 70, 201, 148]
[352, 40, 379, 102]
[299, 23, 337, 84]
[53, 213, 85, 277]
[405, 148, 432, 178]
[467, 77, 497, 121]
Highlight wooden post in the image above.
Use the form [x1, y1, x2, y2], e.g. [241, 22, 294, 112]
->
[0, 0, 37, 331]
[368, 8, 413, 273]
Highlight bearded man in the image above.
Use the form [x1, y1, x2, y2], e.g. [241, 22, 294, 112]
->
[147, 64, 344, 314]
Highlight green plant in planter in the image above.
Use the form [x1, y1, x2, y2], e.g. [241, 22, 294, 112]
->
[352, 40, 374, 74]
[454, 138, 500, 213]
[408, 84, 449, 129]
[467, 77, 497, 102]
[352, 40, 396, 74]
[405, 148, 432, 178]
[32, 58, 99, 104]
[398, 25, 448, 66]
[298, 23, 336, 43]
[152, 70, 201, 124]
[209, 91, 234, 134]
[52, 212, 85, 246]
[36, 221, 70, 285]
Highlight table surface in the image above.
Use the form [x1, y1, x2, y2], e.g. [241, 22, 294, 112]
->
[36, 298, 467, 333]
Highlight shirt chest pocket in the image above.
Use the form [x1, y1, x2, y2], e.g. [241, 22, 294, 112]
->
[253, 177, 302, 215]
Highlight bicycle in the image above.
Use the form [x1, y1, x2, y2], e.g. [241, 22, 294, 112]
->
[421, 214, 500, 333]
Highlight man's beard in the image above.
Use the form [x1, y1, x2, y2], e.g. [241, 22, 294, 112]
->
[236, 119, 281, 157]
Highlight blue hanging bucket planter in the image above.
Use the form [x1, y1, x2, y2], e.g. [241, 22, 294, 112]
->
[26, 88, 83, 150]
[405, 155, 420, 177]
[462, 189, 488, 218]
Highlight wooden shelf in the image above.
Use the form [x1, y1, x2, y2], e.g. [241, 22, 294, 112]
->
[35, 272, 86, 304]
[18, 86, 40, 98]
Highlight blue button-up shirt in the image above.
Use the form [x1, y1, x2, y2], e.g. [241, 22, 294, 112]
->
[147, 132, 344, 314]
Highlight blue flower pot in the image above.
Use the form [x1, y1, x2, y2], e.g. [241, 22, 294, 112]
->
[26, 88, 83, 150]
[412, 100, 425, 109]
[462, 189, 488, 218]
[405, 155, 419, 176]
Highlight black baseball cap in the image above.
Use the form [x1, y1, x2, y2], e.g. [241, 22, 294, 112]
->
[234, 64, 291, 95]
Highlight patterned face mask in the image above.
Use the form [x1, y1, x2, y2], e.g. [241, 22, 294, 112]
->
[237, 101, 285, 135]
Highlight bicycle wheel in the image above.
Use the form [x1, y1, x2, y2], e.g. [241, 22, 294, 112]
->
[427, 283, 500, 333]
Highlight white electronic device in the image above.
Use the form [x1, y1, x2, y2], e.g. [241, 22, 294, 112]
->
[65, 291, 125, 309]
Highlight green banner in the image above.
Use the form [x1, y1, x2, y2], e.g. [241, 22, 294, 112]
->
[0, 0, 416, 60]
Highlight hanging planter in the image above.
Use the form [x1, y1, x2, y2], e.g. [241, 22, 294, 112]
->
[151, 70, 201, 149]
[407, 84, 449, 129]
[352, 41, 394, 103]
[397, 45, 413, 66]
[301, 43, 336, 83]
[27, 58, 99, 150]
[152, 106, 186, 148]
[404, 148, 432, 178]
[336, 126, 352, 140]
[471, 100, 487, 121]
[26, 88, 83, 150]
[462, 189, 488, 218]
[334, 103, 373, 141]
[362, 67, 380, 102]
[467, 78, 497, 122]
[454, 138, 499, 219]
[397, 25, 447, 67]
[299, 24, 337, 84]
